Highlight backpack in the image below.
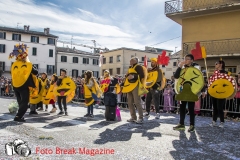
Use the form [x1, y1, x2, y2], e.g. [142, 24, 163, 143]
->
[104, 92, 117, 107]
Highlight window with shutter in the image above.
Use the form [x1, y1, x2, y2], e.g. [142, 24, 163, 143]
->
[0, 44, 5, 53]
[61, 56, 67, 62]
[32, 47, 37, 56]
[73, 57, 78, 63]
[12, 34, 21, 41]
[0, 32, 5, 39]
[48, 38, 55, 45]
[0, 62, 5, 71]
[49, 49, 53, 57]
[47, 65, 54, 75]
[103, 58, 106, 64]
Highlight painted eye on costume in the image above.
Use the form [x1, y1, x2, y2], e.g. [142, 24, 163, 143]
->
[190, 70, 200, 84]
[223, 84, 228, 87]
[14, 66, 18, 69]
[21, 64, 27, 68]
[66, 83, 70, 86]
[212, 84, 217, 88]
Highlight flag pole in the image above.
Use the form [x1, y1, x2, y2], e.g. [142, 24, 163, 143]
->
[204, 58, 209, 80]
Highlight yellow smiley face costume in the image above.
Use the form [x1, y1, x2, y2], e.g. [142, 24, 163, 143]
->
[208, 70, 236, 99]
[11, 61, 32, 88]
[43, 82, 57, 105]
[41, 78, 49, 102]
[121, 65, 147, 93]
[29, 78, 45, 104]
[175, 66, 204, 102]
[175, 67, 204, 95]
[54, 77, 76, 103]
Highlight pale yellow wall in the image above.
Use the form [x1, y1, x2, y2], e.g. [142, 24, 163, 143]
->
[182, 11, 240, 43]
[100, 49, 163, 77]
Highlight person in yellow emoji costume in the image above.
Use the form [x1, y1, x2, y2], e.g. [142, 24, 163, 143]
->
[83, 70, 102, 118]
[43, 74, 58, 113]
[208, 59, 236, 128]
[29, 76, 45, 115]
[122, 57, 146, 124]
[173, 54, 205, 132]
[100, 70, 120, 104]
[144, 57, 164, 119]
[9, 43, 38, 122]
[37, 72, 50, 111]
[55, 69, 76, 116]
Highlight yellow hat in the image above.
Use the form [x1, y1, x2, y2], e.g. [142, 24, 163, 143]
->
[150, 58, 157, 62]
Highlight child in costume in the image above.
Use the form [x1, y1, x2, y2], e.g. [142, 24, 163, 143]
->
[9, 44, 38, 122]
[29, 77, 44, 114]
[83, 70, 102, 118]
[44, 74, 58, 113]
[163, 83, 175, 113]
[55, 69, 76, 116]
[37, 72, 50, 111]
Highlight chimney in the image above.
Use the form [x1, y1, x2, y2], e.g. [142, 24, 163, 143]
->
[27, 25, 30, 31]
[44, 28, 47, 34]
[24, 25, 27, 31]
[44, 28, 50, 34]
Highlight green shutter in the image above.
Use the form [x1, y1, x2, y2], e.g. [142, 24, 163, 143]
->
[2, 62, 5, 71]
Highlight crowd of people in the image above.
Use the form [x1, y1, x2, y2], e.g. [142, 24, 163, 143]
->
[2, 43, 240, 133]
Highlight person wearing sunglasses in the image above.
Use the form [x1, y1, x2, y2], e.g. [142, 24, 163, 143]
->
[209, 59, 228, 128]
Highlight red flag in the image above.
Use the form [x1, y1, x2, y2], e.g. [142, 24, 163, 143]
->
[158, 50, 170, 65]
[191, 42, 203, 60]
[144, 55, 148, 67]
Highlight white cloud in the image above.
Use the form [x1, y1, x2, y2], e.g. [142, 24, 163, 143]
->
[0, 0, 132, 37]
[0, 0, 182, 52]
[47, 2, 60, 8]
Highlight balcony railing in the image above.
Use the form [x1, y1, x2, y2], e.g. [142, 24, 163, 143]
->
[183, 38, 240, 56]
[165, 0, 239, 15]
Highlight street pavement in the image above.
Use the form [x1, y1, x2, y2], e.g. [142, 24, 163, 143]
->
[0, 97, 240, 160]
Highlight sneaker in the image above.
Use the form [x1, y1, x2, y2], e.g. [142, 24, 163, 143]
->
[173, 124, 185, 130]
[188, 125, 195, 132]
[135, 119, 144, 124]
[84, 114, 90, 117]
[219, 122, 224, 128]
[37, 107, 43, 111]
[155, 113, 160, 119]
[50, 108, 57, 113]
[89, 114, 94, 118]
[57, 111, 64, 115]
[45, 109, 48, 111]
[127, 118, 136, 122]
[65, 112, 68, 116]
[29, 111, 38, 115]
[143, 112, 150, 117]
[210, 121, 217, 127]
[14, 117, 26, 122]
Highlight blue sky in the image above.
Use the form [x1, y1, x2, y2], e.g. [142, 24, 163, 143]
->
[0, 0, 182, 52]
